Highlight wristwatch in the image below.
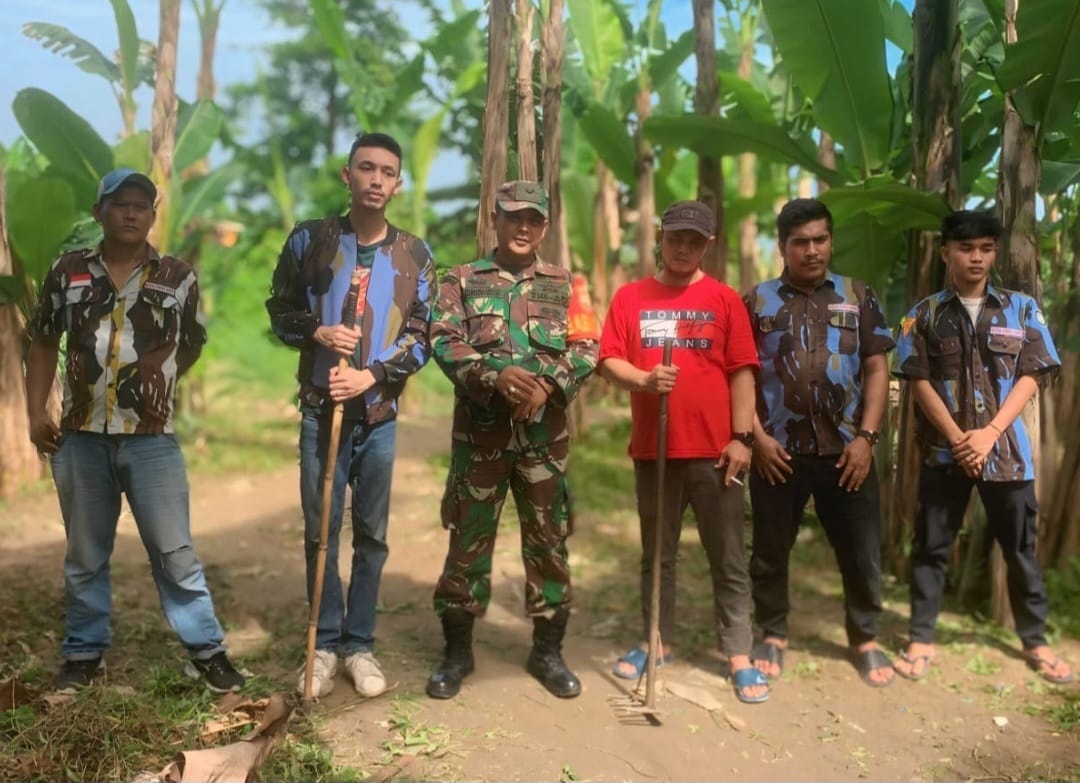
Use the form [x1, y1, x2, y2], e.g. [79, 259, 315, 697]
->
[732, 431, 755, 448]
[856, 429, 880, 446]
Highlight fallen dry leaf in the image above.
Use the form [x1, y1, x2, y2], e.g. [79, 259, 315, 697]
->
[0, 677, 34, 710]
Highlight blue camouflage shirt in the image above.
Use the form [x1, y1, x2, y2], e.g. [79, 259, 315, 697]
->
[744, 271, 895, 456]
[893, 285, 1060, 481]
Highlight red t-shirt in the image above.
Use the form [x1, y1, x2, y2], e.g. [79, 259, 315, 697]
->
[598, 275, 759, 459]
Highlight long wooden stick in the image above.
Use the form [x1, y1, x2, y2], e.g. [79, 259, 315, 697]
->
[303, 267, 364, 707]
[645, 337, 673, 711]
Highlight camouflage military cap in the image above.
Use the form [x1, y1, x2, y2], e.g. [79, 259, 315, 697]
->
[661, 200, 714, 237]
[496, 180, 549, 217]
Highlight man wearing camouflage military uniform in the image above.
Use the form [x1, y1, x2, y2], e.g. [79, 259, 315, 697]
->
[893, 210, 1072, 684]
[26, 168, 244, 694]
[426, 181, 598, 700]
[744, 198, 896, 688]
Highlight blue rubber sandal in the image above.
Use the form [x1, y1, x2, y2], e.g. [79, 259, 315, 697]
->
[612, 647, 672, 680]
[732, 667, 770, 704]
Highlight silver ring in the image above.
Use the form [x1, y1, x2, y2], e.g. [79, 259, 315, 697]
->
[509, 385, 516, 395]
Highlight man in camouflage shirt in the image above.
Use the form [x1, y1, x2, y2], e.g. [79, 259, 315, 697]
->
[744, 198, 896, 687]
[426, 181, 598, 700]
[26, 168, 244, 694]
[267, 132, 437, 700]
[893, 210, 1071, 684]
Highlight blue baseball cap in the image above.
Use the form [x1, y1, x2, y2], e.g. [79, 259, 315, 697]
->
[96, 168, 157, 204]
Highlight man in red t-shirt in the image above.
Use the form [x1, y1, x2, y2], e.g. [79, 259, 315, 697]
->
[597, 201, 767, 704]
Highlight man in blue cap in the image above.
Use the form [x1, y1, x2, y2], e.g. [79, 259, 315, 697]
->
[25, 168, 245, 693]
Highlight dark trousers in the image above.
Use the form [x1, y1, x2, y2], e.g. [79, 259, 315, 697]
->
[749, 455, 883, 646]
[634, 458, 752, 657]
[910, 467, 1048, 648]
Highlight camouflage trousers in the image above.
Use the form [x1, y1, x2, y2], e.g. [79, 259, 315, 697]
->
[433, 438, 574, 618]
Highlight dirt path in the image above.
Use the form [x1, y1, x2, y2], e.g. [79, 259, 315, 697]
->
[2, 412, 1077, 782]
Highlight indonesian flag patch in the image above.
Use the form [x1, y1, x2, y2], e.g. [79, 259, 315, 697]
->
[69, 273, 92, 288]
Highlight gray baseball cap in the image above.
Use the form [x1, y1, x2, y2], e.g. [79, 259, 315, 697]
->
[661, 200, 714, 237]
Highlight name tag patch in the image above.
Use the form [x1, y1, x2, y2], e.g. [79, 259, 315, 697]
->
[827, 303, 859, 313]
[144, 282, 177, 296]
[990, 326, 1024, 339]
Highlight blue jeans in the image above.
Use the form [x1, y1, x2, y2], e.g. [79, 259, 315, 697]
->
[300, 414, 395, 654]
[50, 431, 226, 662]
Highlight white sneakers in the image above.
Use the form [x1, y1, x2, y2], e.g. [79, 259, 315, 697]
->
[344, 650, 387, 697]
[296, 649, 338, 699]
[295, 649, 387, 699]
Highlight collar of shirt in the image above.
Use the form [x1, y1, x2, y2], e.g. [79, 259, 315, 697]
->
[778, 268, 840, 295]
[937, 284, 1005, 307]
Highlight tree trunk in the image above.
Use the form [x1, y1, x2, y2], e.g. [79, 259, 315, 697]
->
[194, 0, 222, 103]
[477, 0, 512, 259]
[888, 0, 962, 579]
[816, 133, 836, 191]
[634, 86, 656, 279]
[0, 163, 45, 499]
[515, 0, 538, 182]
[990, 0, 1040, 626]
[693, 0, 725, 281]
[540, 0, 568, 269]
[736, 35, 757, 294]
[149, 0, 181, 253]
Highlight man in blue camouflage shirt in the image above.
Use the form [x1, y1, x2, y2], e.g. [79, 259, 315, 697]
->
[744, 198, 896, 688]
[893, 210, 1071, 684]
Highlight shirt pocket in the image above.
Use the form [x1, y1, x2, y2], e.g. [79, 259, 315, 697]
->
[758, 311, 793, 355]
[463, 298, 507, 350]
[928, 335, 963, 379]
[137, 288, 182, 342]
[827, 309, 860, 355]
[987, 334, 1022, 379]
[63, 285, 102, 335]
[527, 300, 568, 354]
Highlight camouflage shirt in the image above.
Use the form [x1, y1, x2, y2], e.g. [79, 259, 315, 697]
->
[894, 286, 1060, 481]
[266, 216, 437, 423]
[744, 271, 895, 456]
[29, 244, 205, 434]
[431, 255, 599, 448]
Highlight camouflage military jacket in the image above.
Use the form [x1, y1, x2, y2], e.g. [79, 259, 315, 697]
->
[894, 285, 1060, 481]
[431, 255, 599, 448]
[29, 244, 205, 434]
[744, 271, 895, 456]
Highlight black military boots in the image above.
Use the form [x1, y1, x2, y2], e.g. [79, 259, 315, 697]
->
[526, 607, 581, 698]
[426, 608, 475, 699]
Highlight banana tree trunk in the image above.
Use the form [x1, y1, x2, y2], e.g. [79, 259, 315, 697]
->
[515, 0, 537, 181]
[149, 0, 181, 253]
[635, 86, 655, 279]
[540, 0, 569, 269]
[990, 0, 1040, 625]
[693, 0, 725, 281]
[477, 0, 512, 258]
[736, 34, 757, 293]
[0, 163, 46, 498]
[888, 0, 963, 579]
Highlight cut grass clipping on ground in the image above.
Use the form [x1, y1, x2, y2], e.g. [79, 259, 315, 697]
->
[0, 668, 362, 783]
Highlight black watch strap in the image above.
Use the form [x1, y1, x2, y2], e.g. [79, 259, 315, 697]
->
[732, 431, 755, 448]
[856, 429, 880, 446]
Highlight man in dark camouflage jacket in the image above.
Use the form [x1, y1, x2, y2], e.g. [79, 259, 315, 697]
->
[426, 181, 598, 700]
[743, 198, 896, 688]
[26, 168, 244, 694]
[893, 210, 1071, 684]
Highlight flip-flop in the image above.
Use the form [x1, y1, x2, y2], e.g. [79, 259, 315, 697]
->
[750, 641, 785, 678]
[732, 667, 770, 704]
[895, 652, 934, 681]
[612, 647, 672, 680]
[852, 648, 894, 688]
[1024, 653, 1074, 684]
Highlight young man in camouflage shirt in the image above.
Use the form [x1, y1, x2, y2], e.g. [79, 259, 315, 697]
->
[893, 210, 1072, 684]
[26, 169, 245, 693]
[267, 132, 437, 700]
[426, 181, 598, 700]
